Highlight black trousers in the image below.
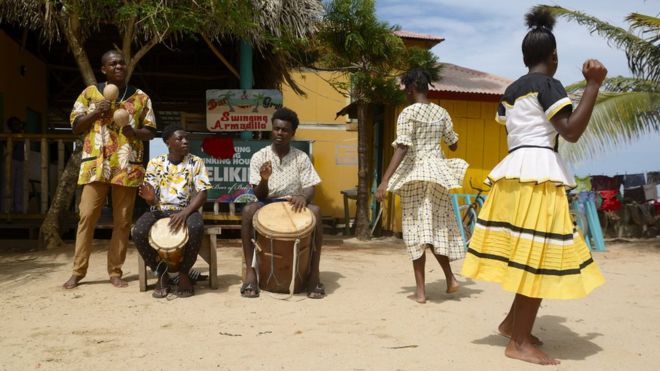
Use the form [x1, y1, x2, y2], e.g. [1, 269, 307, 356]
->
[132, 210, 203, 275]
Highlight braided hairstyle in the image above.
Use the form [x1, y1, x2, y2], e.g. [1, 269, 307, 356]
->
[400, 67, 433, 94]
[522, 7, 557, 67]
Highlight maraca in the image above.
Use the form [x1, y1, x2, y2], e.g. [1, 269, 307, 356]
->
[103, 83, 119, 101]
[113, 108, 130, 128]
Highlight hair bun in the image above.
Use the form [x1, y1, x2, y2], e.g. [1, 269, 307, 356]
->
[525, 6, 556, 31]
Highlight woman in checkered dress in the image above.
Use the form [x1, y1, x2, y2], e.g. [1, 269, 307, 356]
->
[376, 68, 468, 304]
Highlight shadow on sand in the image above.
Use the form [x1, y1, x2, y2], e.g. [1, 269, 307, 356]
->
[472, 314, 603, 361]
[399, 278, 483, 303]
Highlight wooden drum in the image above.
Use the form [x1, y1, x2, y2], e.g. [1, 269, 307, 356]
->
[253, 202, 316, 294]
[149, 217, 188, 273]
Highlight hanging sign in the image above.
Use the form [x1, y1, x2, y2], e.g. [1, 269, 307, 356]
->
[206, 89, 282, 132]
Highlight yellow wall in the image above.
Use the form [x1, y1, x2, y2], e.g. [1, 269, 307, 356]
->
[281, 70, 350, 124]
[0, 31, 48, 130]
[283, 70, 358, 219]
[295, 126, 358, 219]
[381, 98, 508, 233]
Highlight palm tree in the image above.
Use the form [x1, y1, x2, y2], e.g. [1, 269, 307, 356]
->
[536, 5, 660, 162]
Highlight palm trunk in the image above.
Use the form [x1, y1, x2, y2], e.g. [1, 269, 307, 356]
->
[39, 143, 81, 249]
[355, 102, 371, 240]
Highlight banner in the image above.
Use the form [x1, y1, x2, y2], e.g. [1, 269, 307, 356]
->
[206, 89, 282, 132]
[190, 139, 311, 203]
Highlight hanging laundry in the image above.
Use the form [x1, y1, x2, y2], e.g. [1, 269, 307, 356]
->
[574, 176, 592, 192]
[623, 186, 646, 204]
[623, 173, 646, 188]
[646, 171, 660, 184]
[643, 183, 658, 201]
[591, 175, 623, 191]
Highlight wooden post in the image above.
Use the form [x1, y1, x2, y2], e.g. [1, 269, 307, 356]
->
[57, 140, 65, 178]
[3, 137, 12, 214]
[41, 138, 49, 213]
[23, 139, 29, 214]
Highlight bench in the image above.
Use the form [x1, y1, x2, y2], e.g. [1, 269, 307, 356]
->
[138, 225, 222, 291]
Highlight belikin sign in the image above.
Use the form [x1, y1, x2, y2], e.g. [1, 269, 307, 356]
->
[206, 89, 283, 132]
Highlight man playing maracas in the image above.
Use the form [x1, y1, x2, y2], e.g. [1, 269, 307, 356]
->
[63, 50, 156, 289]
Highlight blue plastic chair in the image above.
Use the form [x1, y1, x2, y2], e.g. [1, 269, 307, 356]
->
[451, 193, 486, 249]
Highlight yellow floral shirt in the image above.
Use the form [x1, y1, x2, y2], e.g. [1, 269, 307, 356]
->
[70, 84, 156, 187]
[144, 154, 212, 211]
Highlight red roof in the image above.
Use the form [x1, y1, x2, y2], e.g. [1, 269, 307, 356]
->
[429, 63, 512, 96]
[394, 30, 445, 43]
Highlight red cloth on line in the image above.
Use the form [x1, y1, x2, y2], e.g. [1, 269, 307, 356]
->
[597, 190, 622, 212]
[202, 137, 235, 159]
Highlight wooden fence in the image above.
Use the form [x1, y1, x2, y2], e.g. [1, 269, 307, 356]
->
[1, 133, 78, 221]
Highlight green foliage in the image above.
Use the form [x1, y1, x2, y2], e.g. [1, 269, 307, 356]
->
[538, 5, 660, 82]
[560, 82, 660, 162]
[536, 5, 660, 161]
[318, 0, 439, 105]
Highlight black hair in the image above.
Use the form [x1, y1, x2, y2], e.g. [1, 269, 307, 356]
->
[162, 123, 184, 143]
[101, 50, 123, 65]
[522, 7, 557, 67]
[272, 107, 299, 131]
[400, 67, 432, 93]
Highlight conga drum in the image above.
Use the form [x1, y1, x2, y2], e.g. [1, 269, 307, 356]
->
[253, 202, 316, 294]
[149, 217, 188, 272]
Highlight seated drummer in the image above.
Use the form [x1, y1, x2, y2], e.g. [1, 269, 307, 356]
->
[240, 107, 325, 299]
[132, 123, 212, 298]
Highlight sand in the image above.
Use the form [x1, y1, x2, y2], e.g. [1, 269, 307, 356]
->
[1, 237, 659, 370]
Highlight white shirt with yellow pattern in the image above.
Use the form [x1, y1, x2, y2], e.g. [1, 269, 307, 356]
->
[249, 145, 321, 199]
[144, 154, 212, 211]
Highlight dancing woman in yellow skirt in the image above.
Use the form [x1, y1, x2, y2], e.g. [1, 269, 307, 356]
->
[461, 8, 606, 365]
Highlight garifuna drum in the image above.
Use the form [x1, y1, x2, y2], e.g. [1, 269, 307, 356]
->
[148, 217, 188, 273]
[253, 202, 316, 294]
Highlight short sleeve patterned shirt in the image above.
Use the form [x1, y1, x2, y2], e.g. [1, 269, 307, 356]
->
[70, 84, 156, 187]
[249, 145, 321, 199]
[144, 154, 212, 211]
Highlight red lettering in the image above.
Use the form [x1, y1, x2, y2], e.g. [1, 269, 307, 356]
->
[221, 111, 230, 121]
[207, 99, 217, 111]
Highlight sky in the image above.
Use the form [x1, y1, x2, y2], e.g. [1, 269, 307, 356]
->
[376, 0, 660, 176]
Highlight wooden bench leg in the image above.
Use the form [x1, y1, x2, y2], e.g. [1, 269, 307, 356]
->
[208, 233, 218, 289]
[202, 226, 221, 290]
[138, 254, 147, 292]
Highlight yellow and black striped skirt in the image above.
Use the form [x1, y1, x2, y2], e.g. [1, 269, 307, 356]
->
[461, 178, 605, 300]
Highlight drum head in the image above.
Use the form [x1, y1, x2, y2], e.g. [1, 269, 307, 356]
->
[149, 217, 188, 250]
[253, 202, 316, 238]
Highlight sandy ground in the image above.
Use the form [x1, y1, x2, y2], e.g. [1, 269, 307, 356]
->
[0, 236, 659, 371]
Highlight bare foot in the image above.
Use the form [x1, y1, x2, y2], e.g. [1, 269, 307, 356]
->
[446, 277, 460, 293]
[498, 324, 543, 346]
[407, 294, 426, 304]
[63, 275, 81, 289]
[110, 276, 128, 288]
[505, 340, 559, 365]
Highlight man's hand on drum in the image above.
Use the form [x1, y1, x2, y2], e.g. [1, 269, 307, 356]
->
[260, 161, 272, 180]
[168, 211, 188, 232]
[289, 195, 307, 212]
[138, 183, 156, 204]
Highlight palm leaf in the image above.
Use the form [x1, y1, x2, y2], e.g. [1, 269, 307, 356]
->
[559, 90, 660, 162]
[537, 5, 660, 82]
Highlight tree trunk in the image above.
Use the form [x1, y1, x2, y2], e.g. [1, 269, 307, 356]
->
[39, 143, 81, 249]
[355, 102, 371, 240]
[40, 8, 94, 249]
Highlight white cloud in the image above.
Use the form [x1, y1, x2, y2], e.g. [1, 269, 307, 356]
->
[377, 0, 658, 83]
[376, 0, 660, 174]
